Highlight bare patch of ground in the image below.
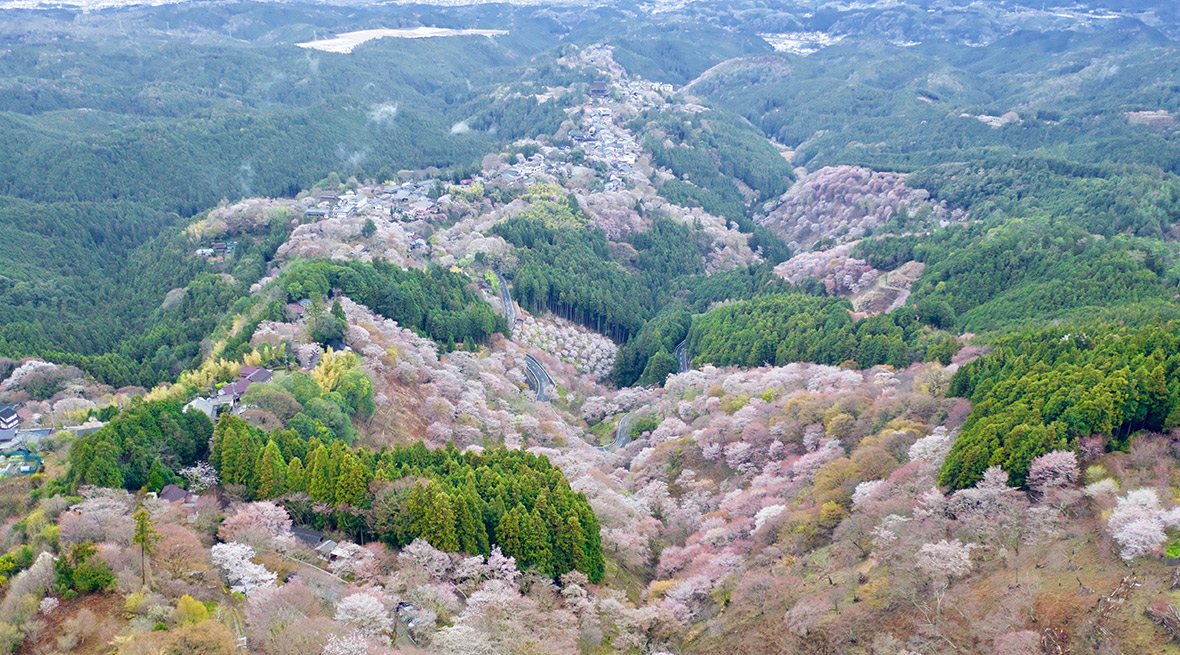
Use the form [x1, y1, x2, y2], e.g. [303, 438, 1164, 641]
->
[851, 260, 926, 316]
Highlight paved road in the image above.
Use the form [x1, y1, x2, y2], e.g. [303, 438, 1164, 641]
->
[2, 423, 105, 449]
[597, 410, 633, 452]
[497, 272, 553, 403]
[495, 270, 516, 337]
[523, 354, 553, 402]
[674, 339, 688, 373]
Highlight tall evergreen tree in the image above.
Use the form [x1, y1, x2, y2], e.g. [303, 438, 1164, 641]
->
[286, 457, 306, 493]
[335, 452, 368, 506]
[132, 507, 161, 588]
[522, 506, 552, 574]
[425, 492, 459, 552]
[557, 513, 587, 575]
[496, 507, 523, 562]
[307, 446, 333, 504]
[86, 440, 124, 489]
[256, 440, 287, 500]
[236, 431, 261, 490]
[453, 493, 484, 555]
[146, 458, 172, 491]
[399, 483, 434, 545]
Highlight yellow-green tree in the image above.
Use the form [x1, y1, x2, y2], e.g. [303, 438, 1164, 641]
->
[285, 457, 305, 493]
[424, 492, 459, 552]
[175, 595, 210, 625]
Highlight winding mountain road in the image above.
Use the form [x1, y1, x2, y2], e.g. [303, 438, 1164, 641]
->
[495, 270, 516, 337]
[523, 354, 553, 402]
[496, 270, 556, 403]
[597, 411, 633, 452]
[674, 339, 688, 373]
[597, 342, 682, 452]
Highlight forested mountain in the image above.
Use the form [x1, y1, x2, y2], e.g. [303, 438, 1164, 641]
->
[4, 2, 1180, 655]
[943, 323, 1180, 489]
[0, 2, 589, 384]
[279, 260, 507, 349]
[494, 213, 705, 342]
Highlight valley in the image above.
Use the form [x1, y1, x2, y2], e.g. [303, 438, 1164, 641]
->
[0, 1, 1179, 654]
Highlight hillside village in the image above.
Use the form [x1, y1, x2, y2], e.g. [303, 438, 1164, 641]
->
[5, 43, 969, 446]
[2, 20, 1180, 655]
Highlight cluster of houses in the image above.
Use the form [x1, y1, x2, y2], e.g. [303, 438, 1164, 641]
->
[303, 180, 447, 224]
[183, 366, 273, 420]
[274, 75, 686, 267]
[305, 192, 371, 220]
[497, 151, 580, 186]
[286, 78, 675, 239]
[620, 78, 674, 110]
[386, 180, 442, 219]
[570, 105, 640, 192]
[0, 403, 103, 453]
[583, 77, 673, 109]
[298, 183, 446, 261]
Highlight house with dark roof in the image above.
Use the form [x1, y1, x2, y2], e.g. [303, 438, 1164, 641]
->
[0, 407, 16, 432]
[314, 539, 339, 560]
[158, 484, 199, 506]
[215, 366, 274, 403]
[216, 380, 252, 401]
[292, 527, 324, 549]
[186, 366, 277, 418]
[182, 396, 234, 420]
[158, 484, 187, 503]
[156, 485, 200, 522]
[239, 367, 273, 384]
[0, 407, 17, 443]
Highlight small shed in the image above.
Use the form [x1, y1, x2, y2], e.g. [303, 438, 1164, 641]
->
[314, 539, 338, 560]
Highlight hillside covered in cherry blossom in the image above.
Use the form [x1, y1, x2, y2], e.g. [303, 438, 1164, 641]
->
[4, 2, 1180, 654]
